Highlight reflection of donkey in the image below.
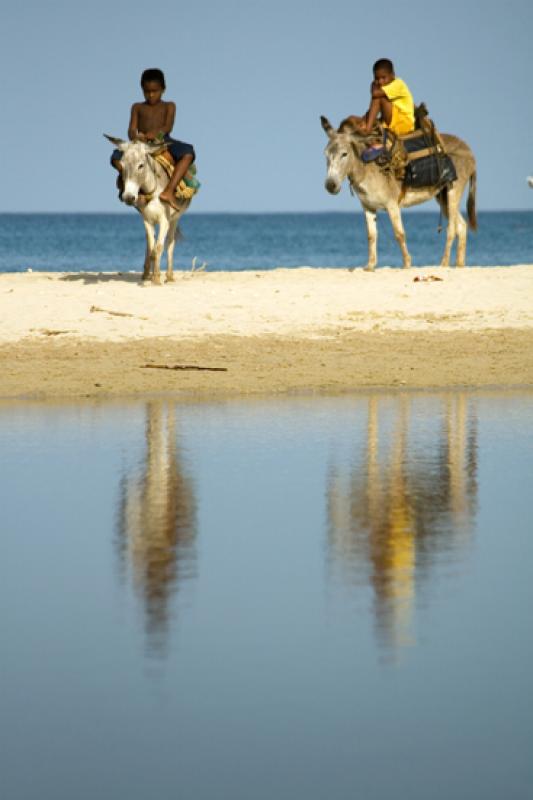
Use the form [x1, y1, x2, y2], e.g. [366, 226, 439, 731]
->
[117, 402, 197, 654]
[320, 117, 477, 269]
[327, 394, 477, 653]
[105, 136, 193, 284]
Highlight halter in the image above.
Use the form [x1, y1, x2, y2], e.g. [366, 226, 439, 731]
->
[328, 138, 356, 196]
[134, 153, 160, 205]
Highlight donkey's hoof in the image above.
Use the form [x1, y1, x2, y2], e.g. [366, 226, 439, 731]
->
[363, 265, 376, 272]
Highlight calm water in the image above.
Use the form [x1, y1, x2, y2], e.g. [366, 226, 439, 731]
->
[1, 390, 532, 800]
[0, 211, 532, 272]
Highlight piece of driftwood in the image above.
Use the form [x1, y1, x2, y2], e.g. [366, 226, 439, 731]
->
[90, 305, 149, 320]
[31, 328, 71, 336]
[142, 363, 228, 372]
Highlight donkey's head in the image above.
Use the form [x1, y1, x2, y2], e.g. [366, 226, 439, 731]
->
[321, 116, 371, 194]
[104, 134, 167, 206]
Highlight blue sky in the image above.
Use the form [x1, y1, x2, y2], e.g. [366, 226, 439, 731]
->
[1, 0, 532, 212]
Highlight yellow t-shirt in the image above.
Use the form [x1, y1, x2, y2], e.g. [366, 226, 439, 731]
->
[382, 77, 415, 133]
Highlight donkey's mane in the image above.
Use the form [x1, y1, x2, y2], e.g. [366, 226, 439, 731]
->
[338, 117, 382, 139]
[334, 118, 382, 158]
[338, 117, 360, 134]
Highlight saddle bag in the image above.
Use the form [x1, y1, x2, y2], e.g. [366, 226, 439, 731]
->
[402, 134, 457, 188]
[401, 107, 457, 189]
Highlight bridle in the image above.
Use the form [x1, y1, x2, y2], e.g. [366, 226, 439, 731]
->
[139, 154, 160, 204]
[124, 150, 159, 205]
[327, 136, 357, 193]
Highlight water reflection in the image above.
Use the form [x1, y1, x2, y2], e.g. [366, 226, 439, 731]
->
[116, 402, 197, 654]
[327, 393, 478, 654]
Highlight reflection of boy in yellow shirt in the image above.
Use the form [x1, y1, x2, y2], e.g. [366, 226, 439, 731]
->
[344, 59, 415, 160]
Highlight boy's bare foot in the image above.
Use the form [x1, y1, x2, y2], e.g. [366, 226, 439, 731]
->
[159, 190, 180, 211]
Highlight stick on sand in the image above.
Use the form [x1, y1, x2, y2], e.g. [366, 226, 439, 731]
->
[90, 305, 149, 320]
[142, 363, 228, 372]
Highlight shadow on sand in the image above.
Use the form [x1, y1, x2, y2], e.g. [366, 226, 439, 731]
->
[60, 272, 143, 285]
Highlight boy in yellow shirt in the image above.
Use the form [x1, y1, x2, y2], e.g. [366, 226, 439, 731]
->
[344, 58, 415, 161]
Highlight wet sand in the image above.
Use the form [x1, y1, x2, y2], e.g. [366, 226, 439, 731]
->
[1, 267, 532, 399]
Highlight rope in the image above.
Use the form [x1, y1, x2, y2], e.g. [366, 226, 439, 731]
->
[138, 156, 159, 203]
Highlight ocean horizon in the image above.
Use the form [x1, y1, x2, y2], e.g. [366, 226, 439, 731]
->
[1, 210, 532, 273]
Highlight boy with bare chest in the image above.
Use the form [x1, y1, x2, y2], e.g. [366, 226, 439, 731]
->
[111, 68, 196, 210]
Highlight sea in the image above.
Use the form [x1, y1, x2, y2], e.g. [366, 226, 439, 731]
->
[0, 210, 532, 272]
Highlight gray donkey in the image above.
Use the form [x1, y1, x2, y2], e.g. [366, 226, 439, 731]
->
[321, 117, 477, 270]
[105, 136, 192, 284]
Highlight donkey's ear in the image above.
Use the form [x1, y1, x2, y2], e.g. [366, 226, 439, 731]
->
[104, 134, 127, 149]
[320, 116, 335, 138]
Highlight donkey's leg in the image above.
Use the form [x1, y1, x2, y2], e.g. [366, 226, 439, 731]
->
[152, 217, 170, 285]
[142, 219, 156, 282]
[165, 219, 179, 282]
[387, 204, 411, 268]
[455, 212, 468, 267]
[362, 208, 378, 272]
[440, 187, 460, 267]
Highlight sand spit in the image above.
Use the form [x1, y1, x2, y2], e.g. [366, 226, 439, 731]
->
[1, 266, 532, 399]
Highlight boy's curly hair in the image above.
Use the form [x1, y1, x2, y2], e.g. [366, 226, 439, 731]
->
[373, 58, 394, 74]
[141, 68, 166, 90]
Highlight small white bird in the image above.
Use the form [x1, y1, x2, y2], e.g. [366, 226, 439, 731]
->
[528, 176, 533, 188]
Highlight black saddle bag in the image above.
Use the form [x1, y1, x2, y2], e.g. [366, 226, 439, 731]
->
[402, 133, 457, 189]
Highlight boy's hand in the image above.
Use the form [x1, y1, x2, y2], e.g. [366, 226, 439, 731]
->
[137, 131, 159, 142]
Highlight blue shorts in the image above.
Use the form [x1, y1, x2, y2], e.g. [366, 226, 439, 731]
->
[111, 135, 195, 165]
[163, 135, 196, 163]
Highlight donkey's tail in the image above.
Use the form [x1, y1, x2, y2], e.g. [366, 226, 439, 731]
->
[467, 171, 477, 231]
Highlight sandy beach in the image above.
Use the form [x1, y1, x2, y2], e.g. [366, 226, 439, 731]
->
[1, 265, 532, 399]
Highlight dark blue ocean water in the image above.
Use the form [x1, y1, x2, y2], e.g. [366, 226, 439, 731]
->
[0, 211, 532, 273]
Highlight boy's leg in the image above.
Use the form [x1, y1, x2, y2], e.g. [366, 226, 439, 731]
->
[359, 97, 396, 163]
[379, 97, 393, 126]
[366, 96, 393, 131]
[160, 153, 194, 211]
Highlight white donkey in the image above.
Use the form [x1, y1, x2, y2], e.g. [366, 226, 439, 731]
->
[321, 116, 477, 270]
[105, 135, 193, 284]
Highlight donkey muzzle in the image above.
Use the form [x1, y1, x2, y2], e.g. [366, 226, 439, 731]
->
[325, 178, 340, 195]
